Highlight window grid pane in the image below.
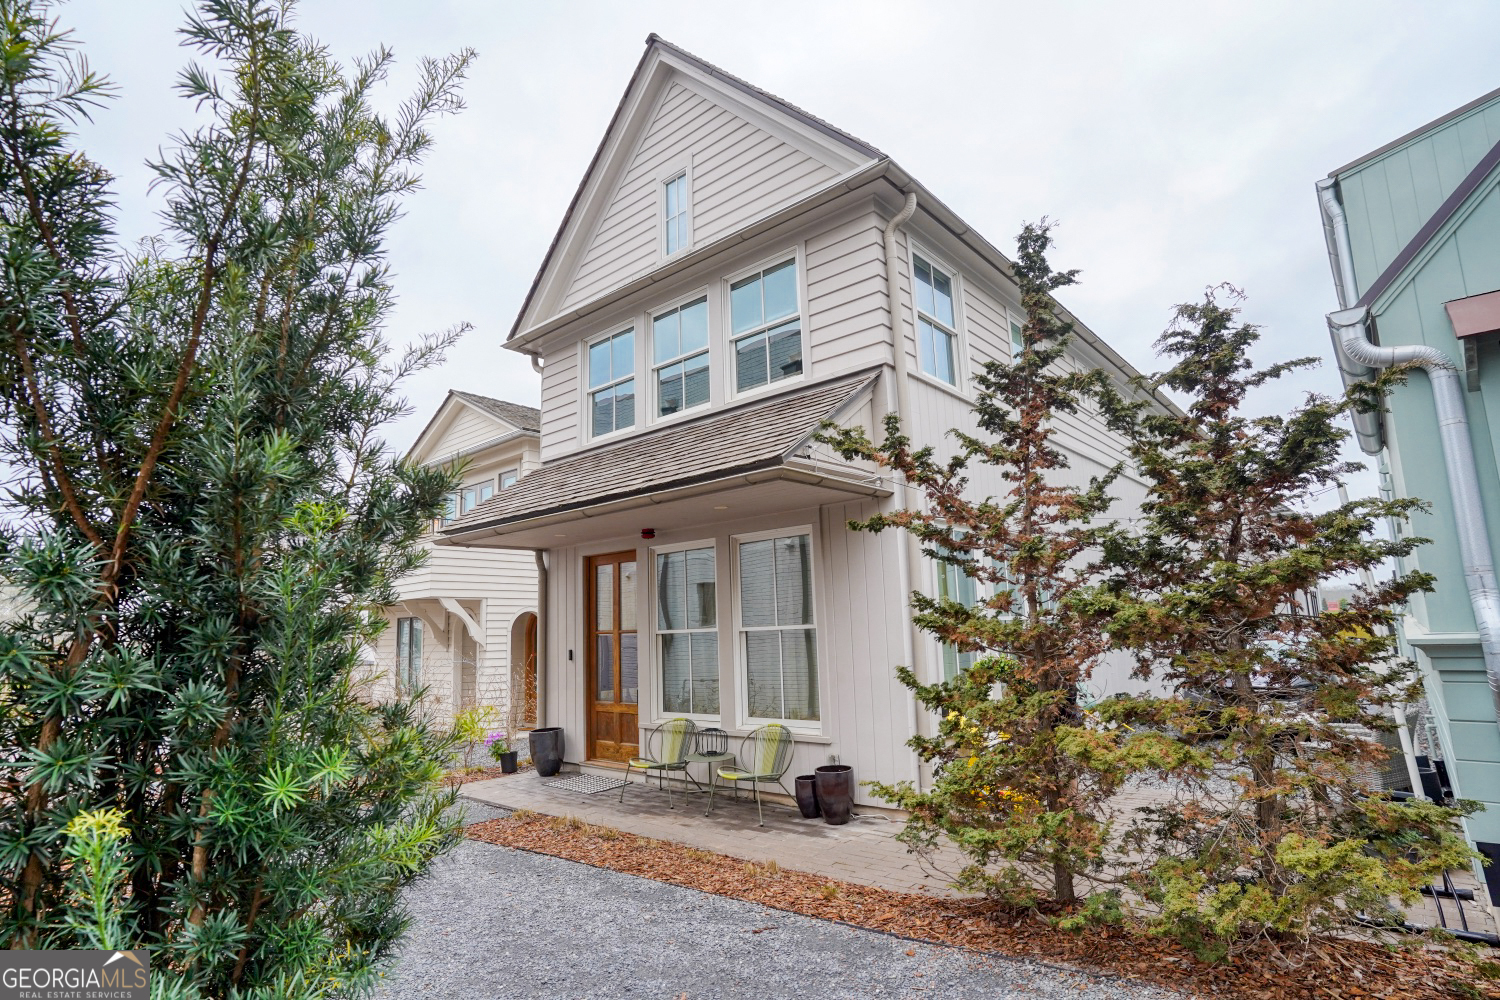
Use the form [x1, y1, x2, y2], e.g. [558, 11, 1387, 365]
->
[730, 261, 801, 392]
[658, 545, 718, 716]
[738, 533, 817, 723]
[914, 255, 960, 384]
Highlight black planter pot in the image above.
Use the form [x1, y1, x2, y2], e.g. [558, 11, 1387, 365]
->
[529, 727, 565, 778]
[499, 750, 519, 774]
[814, 764, 853, 826]
[794, 774, 821, 819]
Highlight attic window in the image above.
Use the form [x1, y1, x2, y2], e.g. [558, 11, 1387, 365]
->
[664, 172, 689, 256]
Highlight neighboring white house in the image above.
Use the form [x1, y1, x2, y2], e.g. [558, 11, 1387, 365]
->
[366, 391, 542, 727]
[437, 36, 1171, 803]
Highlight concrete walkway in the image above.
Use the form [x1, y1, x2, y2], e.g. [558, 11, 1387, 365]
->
[460, 770, 965, 894]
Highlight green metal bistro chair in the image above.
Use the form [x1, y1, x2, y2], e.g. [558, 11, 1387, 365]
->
[706, 724, 794, 826]
[620, 718, 697, 808]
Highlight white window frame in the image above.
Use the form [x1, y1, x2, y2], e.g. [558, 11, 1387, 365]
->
[730, 524, 822, 733]
[909, 243, 968, 391]
[650, 538, 721, 723]
[395, 616, 422, 692]
[440, 490, 460, 526]
[649, 289, 713, 423]
[500, 468, 520, 489]
[1009, 308, 1025, 356]
[461, 479, 495, 515]
[724, 249, 806, 402]
[660, 165, 692, 258]
[584, 326, 637, 441]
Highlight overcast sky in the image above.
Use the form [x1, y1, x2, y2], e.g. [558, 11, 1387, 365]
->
[63, 0, 1500, 499]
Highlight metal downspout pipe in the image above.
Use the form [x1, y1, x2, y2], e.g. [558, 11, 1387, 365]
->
[1327, 307, 1500, 728]
[883, 191, 922, 786]
[529, 352, 549, 730]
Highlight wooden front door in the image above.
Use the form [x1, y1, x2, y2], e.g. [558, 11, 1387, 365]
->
[586, 551, 639, 762]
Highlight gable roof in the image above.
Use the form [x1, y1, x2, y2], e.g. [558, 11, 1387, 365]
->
[1332, 84, 1500, 178]
[506, 34, 879, 344]
[440, 369, 880, 541]
[405, 390, 540, 466]
[449, 390, 541, 432]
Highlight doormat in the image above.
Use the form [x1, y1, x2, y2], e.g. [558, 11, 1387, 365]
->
[545, 773, 629, 795]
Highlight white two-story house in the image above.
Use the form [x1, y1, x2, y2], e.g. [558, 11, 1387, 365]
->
[438, 36, 1167, 802]
[366, 391, 542, 728]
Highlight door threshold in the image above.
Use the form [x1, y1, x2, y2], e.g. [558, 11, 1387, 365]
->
[581, 759, 629, 771]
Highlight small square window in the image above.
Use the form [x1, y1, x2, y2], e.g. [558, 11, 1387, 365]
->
[500, 469, 519, 489]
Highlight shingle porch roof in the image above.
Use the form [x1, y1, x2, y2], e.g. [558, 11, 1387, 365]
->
[439, 370, 881, 542]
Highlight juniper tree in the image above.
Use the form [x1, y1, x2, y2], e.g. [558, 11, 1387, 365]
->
[1084, 287, 1477, 955]
[823, 222, 1165, 907]
[0, 1, 473, 992]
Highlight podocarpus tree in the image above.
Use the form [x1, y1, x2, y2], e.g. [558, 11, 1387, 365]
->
[823, 222, 1162, 908]
[0, 1, 473, 992]
[1084, 287, 1477, 955]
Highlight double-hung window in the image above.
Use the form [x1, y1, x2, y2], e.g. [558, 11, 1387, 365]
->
[588, 328, 635, 437]
[653, 297, 709, 417]
[656, 545, 718, 716]
[461, 480, 495, 514]
[663, 172, 689, 256]
[1010, 317, 1025, 355]
[729, 259, 801, 393]
[914, 254, 960, 385]
[935, 552, 981, 680]
[500, 468, 520, 489]
[396, 616, 422, 692]
[738, 531, 818, 723]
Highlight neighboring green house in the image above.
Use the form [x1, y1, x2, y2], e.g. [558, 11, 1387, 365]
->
[1317, 86, 1500, 900]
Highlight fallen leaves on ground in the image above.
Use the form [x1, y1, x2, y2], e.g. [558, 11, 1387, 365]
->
[466, 813, 1496, 1000]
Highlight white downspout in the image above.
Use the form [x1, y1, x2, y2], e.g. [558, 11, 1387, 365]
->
[529, 351, 548, 729]
[883, 191, 923, 786]
[1328, 306, 1500, 728]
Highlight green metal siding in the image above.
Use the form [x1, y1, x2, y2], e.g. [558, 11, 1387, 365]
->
[1336, 97, 1500, 297]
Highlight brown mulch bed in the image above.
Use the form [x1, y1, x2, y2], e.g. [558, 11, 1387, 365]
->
[467, 813, 1496, 1000]
[442, 765, 529, 787]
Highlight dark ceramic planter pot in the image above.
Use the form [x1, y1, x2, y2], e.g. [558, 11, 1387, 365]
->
[794, 774, 821, 819]
[814, 764, 853, 826]
[529, 727, 564, 778]
[499, 750, 519, 774]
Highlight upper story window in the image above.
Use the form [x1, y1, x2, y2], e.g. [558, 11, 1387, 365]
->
[914, 253, 959, 385]
[653, 296, 710, 417]
[730, 259, 801, 394]
[441, 492, 459, 525]
[461, 480, 495, 514]
[1010, 317, 1024, 355]
[663, 172, 689, 256]
[588, 328, 635, 437]
[500, 468, 520, 488]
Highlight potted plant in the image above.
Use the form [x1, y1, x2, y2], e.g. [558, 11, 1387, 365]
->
[486, 730, 518, 774]
[814, 764, 854, 825]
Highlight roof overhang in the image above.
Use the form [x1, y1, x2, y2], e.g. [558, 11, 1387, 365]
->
[436, 463, 890, 550]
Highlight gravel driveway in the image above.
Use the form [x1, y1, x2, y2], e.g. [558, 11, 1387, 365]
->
[374, 803, 1181, 1000]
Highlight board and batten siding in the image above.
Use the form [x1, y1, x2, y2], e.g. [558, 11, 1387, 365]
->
[804, 210, 892, 378]
[559, 78, 840, 313]
[1336, 95, 1500, 298]
[539, 502, 919, 806]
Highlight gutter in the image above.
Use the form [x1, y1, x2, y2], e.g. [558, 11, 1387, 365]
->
[1327, 305, 1500, 730]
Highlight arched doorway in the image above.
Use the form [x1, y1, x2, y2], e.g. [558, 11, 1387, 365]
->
[510, 612, 538, 729]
